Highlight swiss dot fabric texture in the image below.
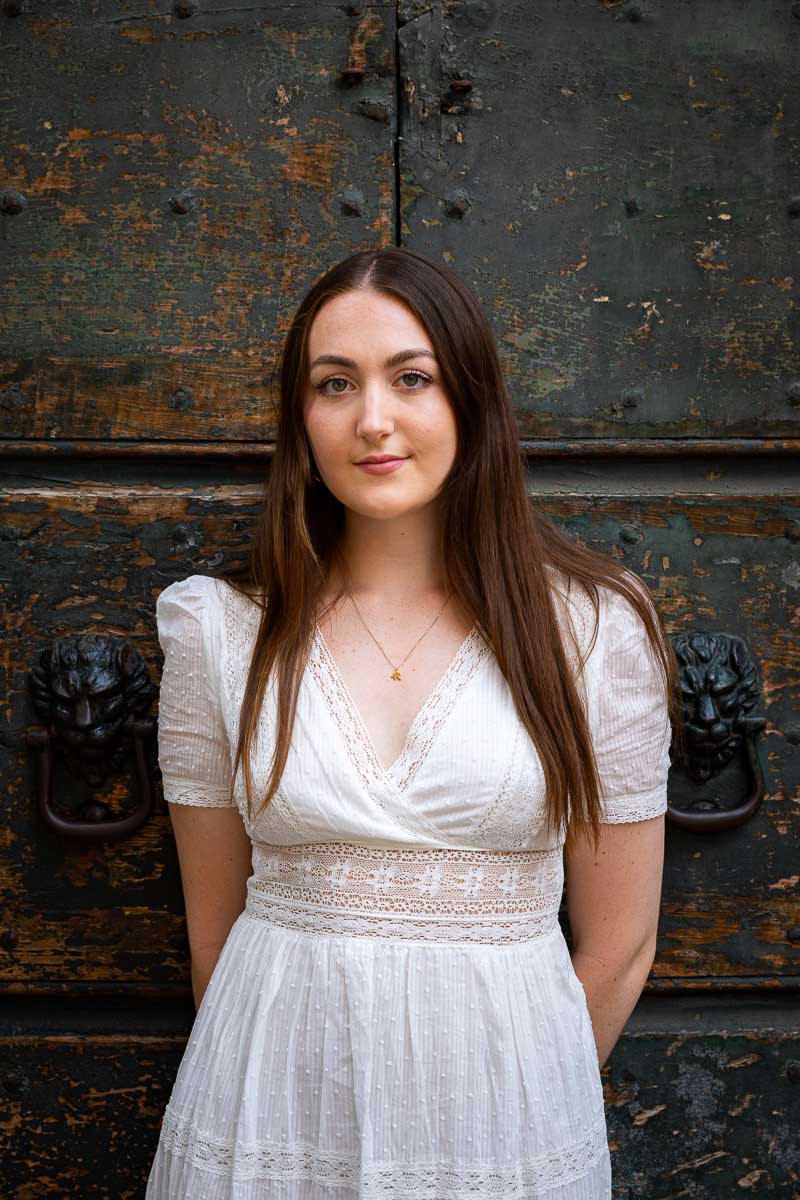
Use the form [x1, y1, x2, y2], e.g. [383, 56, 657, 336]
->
[146, 571, 670, 1199]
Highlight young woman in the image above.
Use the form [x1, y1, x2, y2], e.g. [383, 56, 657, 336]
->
[146, 246, 684, 1199]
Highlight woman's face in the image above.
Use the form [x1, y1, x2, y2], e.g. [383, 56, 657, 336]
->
[302, 288, 458, 522]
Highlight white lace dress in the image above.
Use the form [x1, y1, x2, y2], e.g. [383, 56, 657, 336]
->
[145, 572, 671, 1200]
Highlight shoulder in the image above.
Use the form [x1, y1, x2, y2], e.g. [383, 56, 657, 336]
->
[544, 565, 598, 666]
[597, 572, 658, 649]
[156, 573, 222, 616]
[155, 575, 230, 643]
[546, 565, 655, 667]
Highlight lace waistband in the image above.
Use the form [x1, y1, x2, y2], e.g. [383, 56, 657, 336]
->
[244, 841, 564, 944]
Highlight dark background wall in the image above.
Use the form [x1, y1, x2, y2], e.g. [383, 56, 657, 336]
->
[1, 1, 797, 1195]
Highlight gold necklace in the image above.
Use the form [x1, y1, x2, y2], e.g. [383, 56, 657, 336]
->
[346, 587, 453, 681]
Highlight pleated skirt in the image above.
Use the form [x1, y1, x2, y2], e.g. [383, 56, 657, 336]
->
[146, 843, 612, 1199]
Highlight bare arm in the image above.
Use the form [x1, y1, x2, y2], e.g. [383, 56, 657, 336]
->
[564, 814, 665, 1067]
[168, 802, 253, 1009]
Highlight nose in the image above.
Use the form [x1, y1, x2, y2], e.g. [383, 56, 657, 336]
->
[355, 379, 395, 439]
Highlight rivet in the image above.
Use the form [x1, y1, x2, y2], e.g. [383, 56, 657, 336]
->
[787, 926, 800, 943]
[621, 2, 643, 21]
[173, 0, 196, 17]
[444, 188, 470, 218]
[786, 1060, 800, 1083]
[623, 196, 641, 216]
[785, 380, 800, 406]
[357, 97, 390, 124]
[0, 929, 19, 951]
[787, 196, 800, 218]
[339, 187, 364, 216]
[169, 386, 195, 411]
[620, 386, 642, 408]
[620, 524, 643, 545]
[784, 519, 800, 543]
[169, 189, 195, 215]
[792, 1, 800, 19]
[1, 188, 27, 215]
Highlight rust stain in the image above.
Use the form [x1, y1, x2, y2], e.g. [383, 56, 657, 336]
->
[60, 206, 93, 228]
[737, 1168, 767, 1188]
[347, 10, 386, 74]
[717, 321, 765, 376]
[268, 120, 341, 191]
[729, 1091, 754, 1116]
[603, 1078, 636, 1107]
[666, 1148, 731, 1175]
[694, 239, 729, 271]
[725, 1053, 760, 1069]
[631, 1103, 667, 1126]
[560, 253, 589, 275]
[120, 26, 158, 43]
[767, 875, 799, 891]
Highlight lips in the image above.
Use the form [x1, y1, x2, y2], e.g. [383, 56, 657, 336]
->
[355, 456, 409, 475]
[357, 456, 406, 464]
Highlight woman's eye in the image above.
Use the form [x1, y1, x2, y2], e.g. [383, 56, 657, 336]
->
[314, 376, 351, 395]
[313, 370, 432, 396]
[398, 370, 432, 389]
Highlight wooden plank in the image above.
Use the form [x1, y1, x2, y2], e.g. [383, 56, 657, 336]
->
[0, 2, 396, 440]
[0, 437, 798, 459]
[398, 0, 800, 438]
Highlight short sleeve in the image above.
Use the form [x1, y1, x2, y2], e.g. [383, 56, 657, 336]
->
[155, 574, 235, 808]
[588, 583, 672, 824]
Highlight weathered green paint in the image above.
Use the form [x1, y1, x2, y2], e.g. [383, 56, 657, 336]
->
[1, 0, 797, 1195]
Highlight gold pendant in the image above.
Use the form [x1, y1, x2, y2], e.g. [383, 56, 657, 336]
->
[390, 668, 402, 681]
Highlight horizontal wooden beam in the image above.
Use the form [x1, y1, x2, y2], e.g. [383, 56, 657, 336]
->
[0, 438, 798, 459]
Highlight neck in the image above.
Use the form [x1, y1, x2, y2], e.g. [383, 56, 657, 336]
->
[331, 507, 446, 605]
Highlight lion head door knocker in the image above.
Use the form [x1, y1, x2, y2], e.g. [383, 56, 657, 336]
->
[667, 631, 767, 831]
[23, 635, 158, 842]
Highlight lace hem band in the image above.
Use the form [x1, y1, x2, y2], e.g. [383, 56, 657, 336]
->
[244, 841, 564, 944]
[158, 1101, 609, 1195]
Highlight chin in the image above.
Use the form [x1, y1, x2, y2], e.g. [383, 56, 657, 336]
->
[344, 491, 427, 519]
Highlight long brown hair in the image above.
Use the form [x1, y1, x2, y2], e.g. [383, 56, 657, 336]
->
[217, 247, 685, 855]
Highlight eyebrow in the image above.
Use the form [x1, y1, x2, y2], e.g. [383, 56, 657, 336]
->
[308, 348, 438, 371]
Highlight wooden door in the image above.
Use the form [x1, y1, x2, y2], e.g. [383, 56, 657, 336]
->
[1, 3, 396, 1194]
[2, 1, 797, 1196]
[397, 2, 799, 1194]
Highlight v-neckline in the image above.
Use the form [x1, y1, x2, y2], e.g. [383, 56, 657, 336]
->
[312, 619, 483, 787]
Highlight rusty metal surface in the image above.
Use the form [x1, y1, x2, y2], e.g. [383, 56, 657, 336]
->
[398, 0, 800, 439]
[0, 1, 395, 441]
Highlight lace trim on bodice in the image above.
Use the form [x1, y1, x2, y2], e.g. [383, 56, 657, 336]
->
[158, 1101, 608, 1195]
[308, 623, 492, 831]
[245, 841, 564, 944]
[217, 579, 262, 741]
